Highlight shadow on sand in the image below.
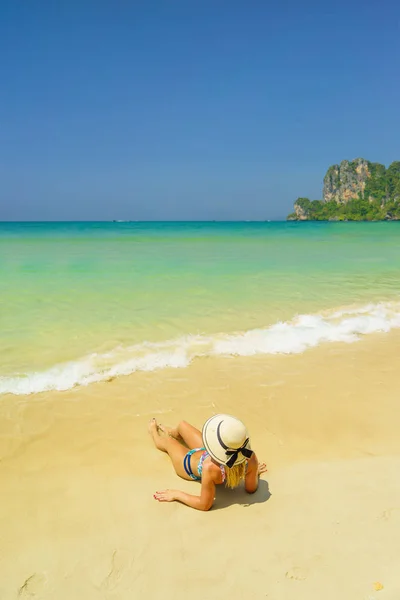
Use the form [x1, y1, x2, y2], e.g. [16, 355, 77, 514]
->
[212, 479, 271, 511]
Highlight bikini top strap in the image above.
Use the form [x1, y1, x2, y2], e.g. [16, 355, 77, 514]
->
[197, 449, 208, 476]
[188, 447, 205, 456]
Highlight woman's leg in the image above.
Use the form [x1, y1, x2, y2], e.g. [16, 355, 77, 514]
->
[148, 419, 193, 480]
[162, 420, 203, 450]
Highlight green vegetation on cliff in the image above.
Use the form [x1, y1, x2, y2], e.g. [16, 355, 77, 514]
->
[287, 159, 400, 221]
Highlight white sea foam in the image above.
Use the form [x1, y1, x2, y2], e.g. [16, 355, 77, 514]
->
[1, 300, 400, 395]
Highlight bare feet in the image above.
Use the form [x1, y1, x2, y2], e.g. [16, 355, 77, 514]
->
[156, 423, 168, 436]
[148, 417, 158, 435]
[158, 424, 181, 441]
[157, 423, 173, 436]
[148, 418, 167, 451]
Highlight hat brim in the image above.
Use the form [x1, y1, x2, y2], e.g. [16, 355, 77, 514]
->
[202, 414, 251, 467]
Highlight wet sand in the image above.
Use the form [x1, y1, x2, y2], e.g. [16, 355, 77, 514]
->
[1, 331, 400, 599]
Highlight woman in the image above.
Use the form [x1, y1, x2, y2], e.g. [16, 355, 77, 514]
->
[149, 413, 267, 511]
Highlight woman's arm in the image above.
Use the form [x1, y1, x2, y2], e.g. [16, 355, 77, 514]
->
[245, 453, 267, 493]
[153, 466, 216, 511]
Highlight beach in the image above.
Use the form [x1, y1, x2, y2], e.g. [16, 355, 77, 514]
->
[3, 0, 400, 595]
[1, 222, 400, 599]
[1, 330, 400, 599]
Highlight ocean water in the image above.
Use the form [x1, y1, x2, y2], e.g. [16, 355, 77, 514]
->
[1, 221, 400, 395]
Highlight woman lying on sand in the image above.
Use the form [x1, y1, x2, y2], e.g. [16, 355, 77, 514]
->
[149, 413, 267, 511]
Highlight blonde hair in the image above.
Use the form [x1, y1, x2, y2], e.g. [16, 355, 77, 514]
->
[224, 461, 247, 489]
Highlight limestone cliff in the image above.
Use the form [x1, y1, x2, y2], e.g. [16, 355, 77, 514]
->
[287, 158, 400, 221]
[293, 199, 309, 220]
[323, 159, 370, 204]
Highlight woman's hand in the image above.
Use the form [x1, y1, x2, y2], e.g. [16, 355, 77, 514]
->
[153, 471, 216, 510]
[153, 489, 177, 503]
[258, 462, 268, 476]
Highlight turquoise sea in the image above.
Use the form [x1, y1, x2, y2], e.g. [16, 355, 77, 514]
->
[1, 221, 400, 395]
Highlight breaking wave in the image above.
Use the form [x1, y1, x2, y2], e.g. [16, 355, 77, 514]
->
[1, 301, 400, 395]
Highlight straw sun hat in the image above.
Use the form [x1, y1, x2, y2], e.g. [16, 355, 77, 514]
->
[202, 414, 253, 468]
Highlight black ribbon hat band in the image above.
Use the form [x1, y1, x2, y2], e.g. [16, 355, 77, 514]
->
[217, 421, 253, 468]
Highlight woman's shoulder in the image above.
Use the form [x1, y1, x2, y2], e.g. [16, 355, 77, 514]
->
[202, 459, 223, 482]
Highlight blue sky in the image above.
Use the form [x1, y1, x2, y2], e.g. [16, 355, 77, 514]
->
[1, 1, 399, 220]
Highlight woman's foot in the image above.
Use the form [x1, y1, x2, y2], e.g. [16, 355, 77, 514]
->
[157, 423, 180, 438]
[148, 418, 167, 451]
[148, 417, 158, 435]
[158, 423, 183, 443]
[156, 423, 168, 436]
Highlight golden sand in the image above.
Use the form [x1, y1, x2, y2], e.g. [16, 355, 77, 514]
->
[1, 331, 400, 599]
